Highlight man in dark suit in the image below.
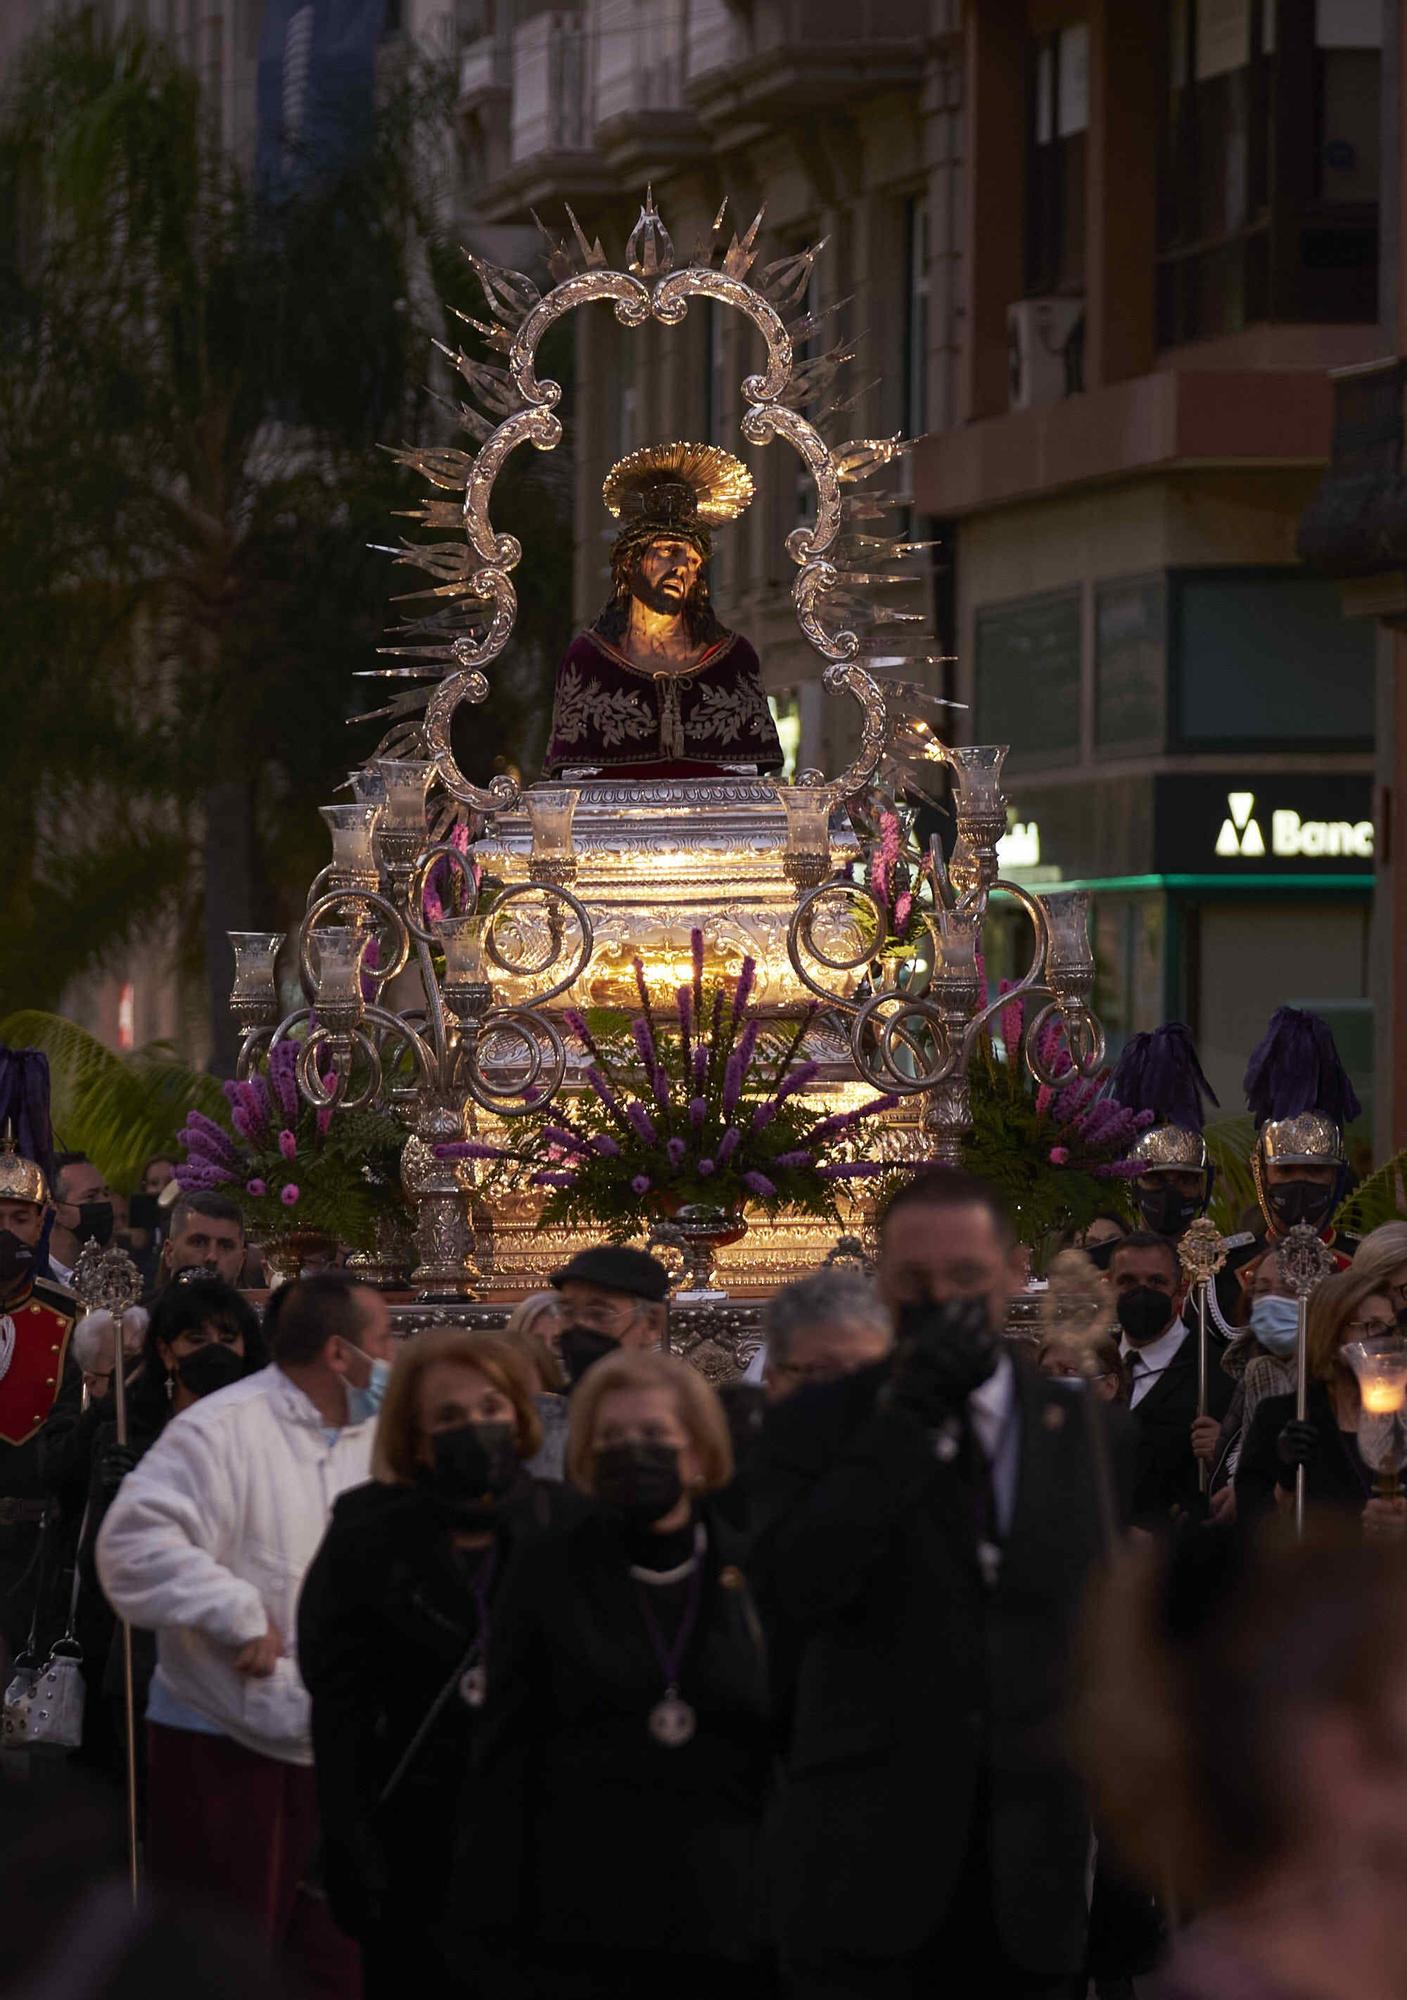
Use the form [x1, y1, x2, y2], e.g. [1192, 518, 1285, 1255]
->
[1109, 1230, 1231, 1530]
[750, 1168, 1128, 2000]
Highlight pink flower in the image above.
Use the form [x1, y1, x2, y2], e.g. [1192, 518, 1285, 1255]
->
[278, 1129, 297, 1161]
[1048, 1146, 1070, 1166]
[246, 1178, 267, 1197]
[280, 1183, 300, 1206]
[893, 890, 913, 932]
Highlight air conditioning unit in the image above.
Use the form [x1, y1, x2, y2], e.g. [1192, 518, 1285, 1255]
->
[1007, 296, 1085, 411]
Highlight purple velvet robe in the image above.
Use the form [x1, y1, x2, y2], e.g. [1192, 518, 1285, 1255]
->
[543, 629, 783, 776]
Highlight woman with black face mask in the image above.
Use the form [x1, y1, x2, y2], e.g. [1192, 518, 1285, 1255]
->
[297, 1328, 562, 2000]
[76, 1280, 265, 1788]
[449, 1347, 773, 2000]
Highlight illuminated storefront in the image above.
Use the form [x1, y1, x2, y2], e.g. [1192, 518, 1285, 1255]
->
[990, 771, 1375, 1119]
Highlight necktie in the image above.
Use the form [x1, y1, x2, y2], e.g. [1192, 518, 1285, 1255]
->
[958, 1413, 1001, 1560]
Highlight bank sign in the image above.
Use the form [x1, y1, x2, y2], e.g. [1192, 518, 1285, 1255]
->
[1154, 775, 1375, 876]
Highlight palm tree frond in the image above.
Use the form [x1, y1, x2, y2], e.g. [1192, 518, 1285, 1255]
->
[0, 1009, 222, 1186]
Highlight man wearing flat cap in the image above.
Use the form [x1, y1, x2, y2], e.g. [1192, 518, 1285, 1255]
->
[550, 1246, 670, 1390]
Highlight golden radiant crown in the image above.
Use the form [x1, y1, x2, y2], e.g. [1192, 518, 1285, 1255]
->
[0, 1129, 47, 1207]
[602, 442, 755, 528]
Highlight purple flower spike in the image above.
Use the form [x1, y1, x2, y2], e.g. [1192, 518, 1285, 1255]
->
[742, 1171, 776, 1198]
[817, 1162, 888, 1180]
[564, 1009, 602, 1062]
[631, 1175, 652, 1195]
[631, 1017, 659, 1074]
[773, 1150, 813, 1169]
[698, 1158, 716, 1176]
[692, 1043, 708, 1090]
[718, 1127, 740, 1163]
[730, 954, 757, 1026]
[677, 984, 694, 1046]
[651, 1067, 671, 1112]
[666, 1137, 686, 1166]
[751, 1102, 777, 1133]
[185, 1110, 241, 1169]
[269, 1041, 299, 1122]
[625, 1101, 658, 1145]
[775, 1060, 820, 1105]
[691, 929, 705, 1014]
[688, 1096, 707, 1131]
[278, 1129, 298, 1162]
[316, 1104, 334, 1137]
[592, 1134, 622, 1157]
[722, 1052, 745, 1118]
[222, 1079, 240, 1105]
[280, 1183, 300, 1206]
[531, 1171, 577, 1189]
[246, 1178, 267, 1197]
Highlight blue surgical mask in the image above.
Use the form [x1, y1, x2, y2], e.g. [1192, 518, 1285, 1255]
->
[347, 1354, 392, 1425]
[1250, 1294, 1299, 1359]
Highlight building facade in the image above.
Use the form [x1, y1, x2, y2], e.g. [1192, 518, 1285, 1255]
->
[459, 0, 1387, 1136]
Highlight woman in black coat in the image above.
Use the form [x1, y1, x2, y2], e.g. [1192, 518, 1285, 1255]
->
[1236, 1268, 1399, 1531]
[297, 1328, 561, 1999]
[453, 1346, 774, 2000]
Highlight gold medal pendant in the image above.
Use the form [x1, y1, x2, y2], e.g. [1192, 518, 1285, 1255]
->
[648, 1686, 697, 1748]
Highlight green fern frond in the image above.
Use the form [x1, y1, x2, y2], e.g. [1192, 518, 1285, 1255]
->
[1336, 1149, 1407, 1236]
[1204, 1115, 1260, 1237]
[0, 1010, 222, 1187]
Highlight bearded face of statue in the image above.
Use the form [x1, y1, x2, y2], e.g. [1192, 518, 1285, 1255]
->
[628, 535, 704, 618]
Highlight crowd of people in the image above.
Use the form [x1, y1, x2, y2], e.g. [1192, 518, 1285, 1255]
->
[4, 1049, 1407, 1997]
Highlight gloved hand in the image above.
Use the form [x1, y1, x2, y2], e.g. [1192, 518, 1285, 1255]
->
[886, 1296, 998, 1426]
[1275, 1418, 1320, 1488]
[95, 1441, 139, 1498]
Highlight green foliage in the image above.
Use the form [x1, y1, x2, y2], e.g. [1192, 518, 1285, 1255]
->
[958, 1006, 1149, 1262]
[1203, 1115, 1261, 1237]
[0, 1008, 223, 1187]
[1336, 1149, 1407, 1237]
[0, 12, 572, 1052]
[179, 1048, 408, 1250]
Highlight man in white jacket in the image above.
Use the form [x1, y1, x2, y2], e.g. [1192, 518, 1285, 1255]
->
[97, 1271, 391, 1996]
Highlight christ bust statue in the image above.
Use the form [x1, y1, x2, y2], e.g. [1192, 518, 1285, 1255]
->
[543, 442, 783, 778]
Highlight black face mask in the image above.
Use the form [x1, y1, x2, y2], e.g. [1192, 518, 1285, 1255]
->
[1116, 1286, 1175, 1348]
[895, 1294, 1000, 1401]
[593, 1441, 684, 1526]
[0, 1229, 35, 1292]
[559, 1324, 621, 1388]
[176, 1342, 246, 1399]
[425, 1420, 520, 1511]
[1267, 1180, 1335, 1233]
[74, 1201, 114, 1248]
[1136, 1184, 1202, 1240]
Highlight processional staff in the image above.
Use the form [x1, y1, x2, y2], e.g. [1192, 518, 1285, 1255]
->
[1178, 1217, 1228, 1499]
[1274, 1223, 1337, 1539]
[74, 1239, 144, 1906]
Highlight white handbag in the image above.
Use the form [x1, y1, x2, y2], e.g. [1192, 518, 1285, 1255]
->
[2, 1505, 87, 1754]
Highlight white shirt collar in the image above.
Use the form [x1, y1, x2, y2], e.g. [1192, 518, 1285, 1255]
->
[969, 1347, 1015, 1427]
[47, 1256, 73, 1287]
[1120, 1317, 1189, 1377]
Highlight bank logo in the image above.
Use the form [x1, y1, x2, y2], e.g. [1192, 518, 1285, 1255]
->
[1212, 790, 1374, 862]
[1215, 791, 1264, 858]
